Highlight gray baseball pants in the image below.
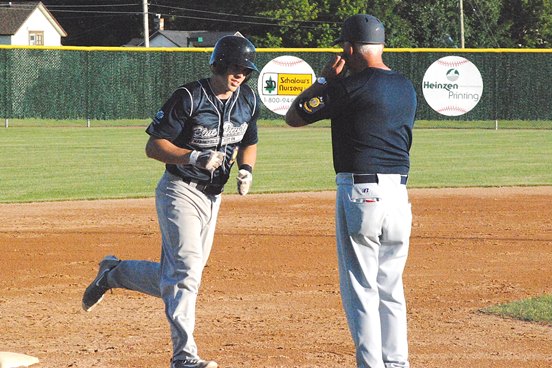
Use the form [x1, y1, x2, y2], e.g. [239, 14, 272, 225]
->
[105, 171, 221, 362]
[335, 173, 411, 368]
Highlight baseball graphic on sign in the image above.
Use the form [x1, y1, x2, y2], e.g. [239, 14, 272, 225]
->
[257, 56, 316, 115]
[422, 56, 483, 116]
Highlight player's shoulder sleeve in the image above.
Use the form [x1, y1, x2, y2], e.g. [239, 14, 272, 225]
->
[145, 83, 196, 141]
[241, 84, 260, 119]
[239, 84, 260, 147]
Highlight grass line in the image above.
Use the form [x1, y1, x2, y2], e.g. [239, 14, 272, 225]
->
[0, 125, 551, 203]
[480, 295, 552, 325]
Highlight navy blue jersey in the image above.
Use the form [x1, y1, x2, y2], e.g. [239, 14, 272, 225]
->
[298, 68, 416, 175]
[146, 78, 260, 186]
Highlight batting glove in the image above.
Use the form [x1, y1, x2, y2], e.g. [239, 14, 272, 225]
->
[237, 165, 253, 196]
[189, 150, 225, 172]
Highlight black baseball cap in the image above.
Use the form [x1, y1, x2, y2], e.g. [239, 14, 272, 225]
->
[333, 14, 385, 45]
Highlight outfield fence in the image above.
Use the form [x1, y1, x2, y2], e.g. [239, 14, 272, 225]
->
[1, 46, 551, 128]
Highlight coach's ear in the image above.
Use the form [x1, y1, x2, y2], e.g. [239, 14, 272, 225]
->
[342, 41, 354, 58]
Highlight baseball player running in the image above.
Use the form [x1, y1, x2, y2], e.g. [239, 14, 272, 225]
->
[82, 35, 260, 368]
[285, 14, 417, 368]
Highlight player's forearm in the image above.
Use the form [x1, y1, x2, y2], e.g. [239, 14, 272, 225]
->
[237, 144, 257, 169]
[145, 136, 193, 164]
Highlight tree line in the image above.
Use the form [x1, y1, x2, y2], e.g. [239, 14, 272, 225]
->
[43, 0, 551, 48]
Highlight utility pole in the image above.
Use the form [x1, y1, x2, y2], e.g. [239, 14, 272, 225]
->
[143, 0, 149, 47]
[459, 0, 465, 48]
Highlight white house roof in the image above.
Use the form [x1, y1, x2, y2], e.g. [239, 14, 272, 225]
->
[0, 1, 67, 37]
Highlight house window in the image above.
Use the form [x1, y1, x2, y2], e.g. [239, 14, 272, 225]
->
[29, 31, 44, 46]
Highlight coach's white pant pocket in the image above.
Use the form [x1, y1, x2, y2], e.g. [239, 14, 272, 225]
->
[349, 183, 382, 203]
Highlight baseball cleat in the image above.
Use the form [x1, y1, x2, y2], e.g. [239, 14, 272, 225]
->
[82, 255, 120, 312]
[171, 358, 218, 368]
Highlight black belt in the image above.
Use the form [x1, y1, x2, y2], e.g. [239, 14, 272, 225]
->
[181, 177, 224, 195]
[353, 174, 408, 185]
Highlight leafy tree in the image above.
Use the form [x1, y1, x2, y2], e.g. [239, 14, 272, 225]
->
[387, 1, 463, 48]
[253, 0, 329, 47]
[325, 0, 369, 45]
[364, 0, 414, 48]
[502, 0, 552, 47]
[250, 0, 367, 47]
[39, 0, 551, 48]
[463, 0, 507, 48]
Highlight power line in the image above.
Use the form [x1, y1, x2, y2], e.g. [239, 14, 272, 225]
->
[0, 4, 142, 16]
[59, 13, 137, 21]
[37, 4, 139, 8]
[1, 2, 336, 34]
[150, 11, 286, 28]
[151, 3, 336, 26]
[3, 2, 336, 29]
[36, 9, 143, 15]
[65, 18, 124, 41]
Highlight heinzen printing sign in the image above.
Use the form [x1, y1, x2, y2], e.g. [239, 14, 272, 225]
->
[422, 56, 483, 116]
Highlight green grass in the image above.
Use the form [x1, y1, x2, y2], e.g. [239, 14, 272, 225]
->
[409, 129, 552, 187]
[480, 295, 552, 325]
[0, 127, 162, 202]
[415, 120, 552, 129]
[5, 118, 552, 130]
[2, 118, 151, 127]
[0, 124, 551, 202]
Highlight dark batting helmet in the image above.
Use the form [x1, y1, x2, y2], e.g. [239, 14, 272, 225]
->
[333, 14, 385, 45]
[209, 35, 258, 73]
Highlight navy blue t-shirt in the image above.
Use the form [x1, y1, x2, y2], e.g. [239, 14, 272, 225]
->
[146, 78, 260, 186]
[298, 68, 416, 175]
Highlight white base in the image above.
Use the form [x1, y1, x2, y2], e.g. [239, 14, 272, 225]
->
[0, 352, 39, 368]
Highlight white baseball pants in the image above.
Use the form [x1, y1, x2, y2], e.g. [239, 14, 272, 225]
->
[335, 173, 411, 368]
[106, 171, 221, 362]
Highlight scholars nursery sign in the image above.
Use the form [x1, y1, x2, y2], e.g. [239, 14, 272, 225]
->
[257, 56, 316, 116]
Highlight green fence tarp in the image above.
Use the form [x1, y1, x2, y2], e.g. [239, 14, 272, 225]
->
[0, 47, 550, 121]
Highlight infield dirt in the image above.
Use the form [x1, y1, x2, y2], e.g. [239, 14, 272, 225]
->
[0, 187, 551, 368]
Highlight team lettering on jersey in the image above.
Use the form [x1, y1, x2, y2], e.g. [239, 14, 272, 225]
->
[191, 121, 249, 147]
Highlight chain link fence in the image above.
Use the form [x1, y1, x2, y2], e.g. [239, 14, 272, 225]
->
[1, 46, 550, 128]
